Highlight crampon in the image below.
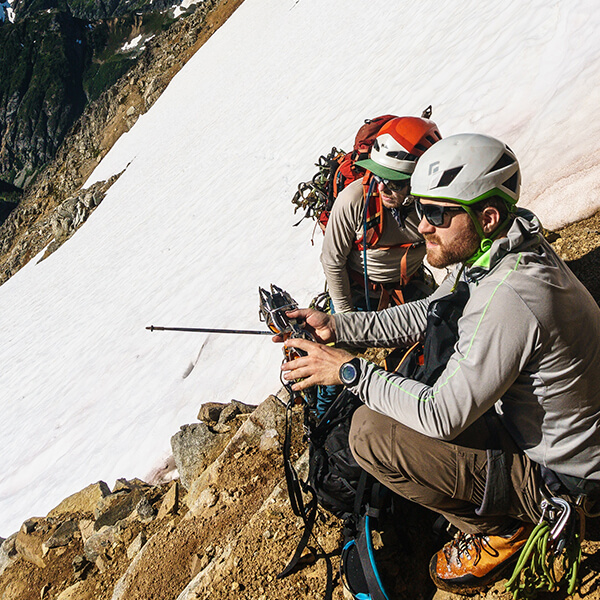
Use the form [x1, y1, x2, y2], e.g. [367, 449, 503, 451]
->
[258, 284, 316, 406]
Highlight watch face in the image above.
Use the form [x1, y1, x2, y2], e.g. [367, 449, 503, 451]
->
[340, 362, 358, 385]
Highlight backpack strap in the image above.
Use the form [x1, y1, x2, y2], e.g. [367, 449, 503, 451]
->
[277, 389, 334, 600]
[355, 173, 383, 251]
[340, 482, 390, 600]
[278, 389, 319, 576]
[353, 513, 390, 600]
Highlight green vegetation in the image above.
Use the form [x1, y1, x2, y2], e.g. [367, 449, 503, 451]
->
[84, 54, 135, 101]
[0, 0, 184, 186]
[83, 11, 175, 100]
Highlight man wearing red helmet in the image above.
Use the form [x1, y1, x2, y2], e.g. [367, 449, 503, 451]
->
[320, 116, 442, 313]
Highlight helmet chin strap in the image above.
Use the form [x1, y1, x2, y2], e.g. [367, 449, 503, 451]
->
[461, 205, 512, 265]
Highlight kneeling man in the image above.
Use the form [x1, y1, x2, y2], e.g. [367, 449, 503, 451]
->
[278, 133, 600, 594]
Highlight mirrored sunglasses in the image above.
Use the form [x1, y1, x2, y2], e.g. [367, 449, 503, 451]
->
[415, 200, 465, 227]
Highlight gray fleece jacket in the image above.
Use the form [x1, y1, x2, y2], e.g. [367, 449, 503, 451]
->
[335, 209, 600, 481]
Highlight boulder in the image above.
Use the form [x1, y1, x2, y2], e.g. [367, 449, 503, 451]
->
[171, 422, 233, 489]
[83, 525, 118, 563]
[0, 533, 18, 576]
[15, 528, 46, 568]
[43, 519, 79, 549]
[48, 481, 111, 518]
[197, 402, 226, 423]
[216, 400, 255, 426]
[94, 489, 144, 530]
[157, 482, 179, 519]
[112, 478, 151, 493]
[136, 495, 157, 521]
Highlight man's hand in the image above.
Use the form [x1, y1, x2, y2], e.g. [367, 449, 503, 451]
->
[281, 337, 354, 391]
[271, 308, 337, 344]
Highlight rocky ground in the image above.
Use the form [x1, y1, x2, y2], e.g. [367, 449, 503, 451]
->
[2, 0, 600, 597]
[2, 362, 600, 600]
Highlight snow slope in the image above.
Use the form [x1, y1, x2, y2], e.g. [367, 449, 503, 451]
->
[0, 0, 14, 22]
[1, 0, 600, 536]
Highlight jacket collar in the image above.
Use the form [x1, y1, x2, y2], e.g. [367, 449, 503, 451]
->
[464, 208, 543, 281]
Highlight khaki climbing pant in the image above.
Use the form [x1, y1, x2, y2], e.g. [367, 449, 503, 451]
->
[349, 405, 545, 535]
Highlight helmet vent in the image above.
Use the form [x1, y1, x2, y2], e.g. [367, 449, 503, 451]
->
[425, 134, 438, 145]
[489, 152, 515, 173]
[388, 151, 416, 161]
[414, 142, 428, 152]
[502, 171, 519, 193]
[435, 166, 463, 188]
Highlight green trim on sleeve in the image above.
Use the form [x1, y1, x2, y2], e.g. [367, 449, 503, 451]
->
[372, 253, 523, 400]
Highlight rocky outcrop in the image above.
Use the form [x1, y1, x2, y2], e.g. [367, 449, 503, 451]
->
[0, 0, 243, 287]
[0, 10, 90, 187]
[14, 0, 182, 21]
[3, 389, 600, 600]
[0, 393, 324, 600]
[1, 0, 206, 189]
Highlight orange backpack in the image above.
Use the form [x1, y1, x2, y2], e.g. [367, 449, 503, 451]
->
[292, 115, 397, 237]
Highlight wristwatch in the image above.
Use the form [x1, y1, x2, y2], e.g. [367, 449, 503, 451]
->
[339, 357, 361, 387]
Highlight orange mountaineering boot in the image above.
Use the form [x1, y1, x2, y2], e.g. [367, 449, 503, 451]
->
[429, 524, 532, 595]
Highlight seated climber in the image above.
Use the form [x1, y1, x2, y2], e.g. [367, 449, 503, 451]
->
[321, 115, 441, 313]
[276, 133, 600, 594]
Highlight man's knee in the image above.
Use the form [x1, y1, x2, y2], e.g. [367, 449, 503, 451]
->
[349, 404, 461, 484]
[349, 404, 399, 471]
[349, 404, 374, 465]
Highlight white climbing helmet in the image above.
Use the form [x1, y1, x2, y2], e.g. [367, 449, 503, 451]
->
[410, 133, 520, 206]
[355, 116, 442, 181]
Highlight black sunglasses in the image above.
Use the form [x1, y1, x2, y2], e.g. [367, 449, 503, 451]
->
[415, 200, 465, 227]
[373, 175, 409, 193]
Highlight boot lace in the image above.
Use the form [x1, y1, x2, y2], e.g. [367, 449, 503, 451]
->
[445, 531, 500, 567]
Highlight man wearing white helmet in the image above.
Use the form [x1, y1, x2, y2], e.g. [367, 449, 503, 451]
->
[321, 116, 441, 313]
[277, 133, 600, 593]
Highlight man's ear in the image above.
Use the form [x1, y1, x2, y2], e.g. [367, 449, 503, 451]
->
[480, 206, 502, 235]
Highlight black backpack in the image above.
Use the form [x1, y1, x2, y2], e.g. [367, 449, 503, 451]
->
[278, 388, 390, 600]
[385, 281, 470, 382]
[278, 281, 471, 599]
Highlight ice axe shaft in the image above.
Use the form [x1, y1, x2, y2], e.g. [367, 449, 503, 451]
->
[146, 325, 273, 335]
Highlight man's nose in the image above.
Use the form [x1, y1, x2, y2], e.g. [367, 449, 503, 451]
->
[418, 216, 434, 235]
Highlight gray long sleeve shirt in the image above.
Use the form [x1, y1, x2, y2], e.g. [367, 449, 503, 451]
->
[320, 179, 425, 312]
[335, 210, 600, 481]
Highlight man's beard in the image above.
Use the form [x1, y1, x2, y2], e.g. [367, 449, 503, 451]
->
[424, 221, 481, 268]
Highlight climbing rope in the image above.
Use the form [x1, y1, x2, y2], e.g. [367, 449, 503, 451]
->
[505, 498, 583, 599]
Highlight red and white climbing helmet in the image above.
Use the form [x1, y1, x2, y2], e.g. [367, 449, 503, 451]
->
[355, 116, 442, 181]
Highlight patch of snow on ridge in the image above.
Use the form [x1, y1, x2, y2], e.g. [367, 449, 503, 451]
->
[173, 0, 202, 18]
[122, 35, 143, 51]
[0, 0, 15, 22]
